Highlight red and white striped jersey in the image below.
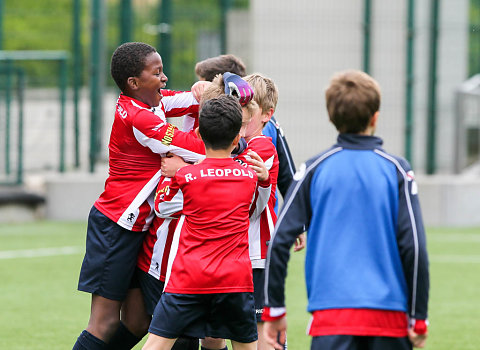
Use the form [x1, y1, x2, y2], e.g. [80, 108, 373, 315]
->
[94, 93, 205, 232]
[136, 177, 178, 281]
[155, 158, 271, 294]
[235, 135, 279, 268]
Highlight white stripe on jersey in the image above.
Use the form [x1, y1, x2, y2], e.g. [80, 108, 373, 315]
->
[163, 215, 185, 291]
[118, 169, 162, 230]
[249, 185, 271, 219]
[133, 127, 205, 163]
[248, 216, 261, 262]
[162, 92, 198, 113]
[148, 218, 173, 280]
[156, 188, 184, 218]
[264, 154, 274, 171]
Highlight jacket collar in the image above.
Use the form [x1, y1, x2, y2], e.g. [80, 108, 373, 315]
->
[334, 133, 384, 150]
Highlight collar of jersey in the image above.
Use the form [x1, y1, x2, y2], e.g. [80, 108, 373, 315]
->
[119, 93, 152, 111]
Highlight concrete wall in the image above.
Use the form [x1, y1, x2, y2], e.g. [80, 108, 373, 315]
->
[44, 171, 106, 221]
[417, 175, 480, 227]
[37, 173, 480, 228]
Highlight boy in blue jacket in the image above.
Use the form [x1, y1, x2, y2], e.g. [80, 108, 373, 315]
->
[263, 70, 429, 350]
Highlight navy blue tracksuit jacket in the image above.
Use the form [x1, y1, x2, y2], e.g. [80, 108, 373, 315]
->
[264, 133, 429, 321]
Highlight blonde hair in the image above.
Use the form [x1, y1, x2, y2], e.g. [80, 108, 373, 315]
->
[200, 74, 258, 122]
[244, 73, 278, 113]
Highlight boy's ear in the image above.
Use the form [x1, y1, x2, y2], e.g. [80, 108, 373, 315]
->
[370, 111, 379, 128]
[261, 108, 274, 123]
[126, 77, 139, 91]
[194, 127, 202, 139]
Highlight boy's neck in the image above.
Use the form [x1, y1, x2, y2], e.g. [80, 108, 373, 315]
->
[205, 148, 232, 159]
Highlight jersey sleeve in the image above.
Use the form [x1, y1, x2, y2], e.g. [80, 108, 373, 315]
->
[249, 176, 272, 219]
[237, 138, 276, 219]
[265, 162, 313, 308]
[160, 90, 199, 131]
[154, 176, 184, 218]
[132, 109, 205, 163]
[161, 90, 200, 118]
[395, 159, 429, 321]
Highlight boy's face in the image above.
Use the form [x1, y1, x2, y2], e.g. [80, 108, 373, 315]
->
[244, 107, 268, 140]
[135, 52, 168, 107]
[240, 107, 253, 138]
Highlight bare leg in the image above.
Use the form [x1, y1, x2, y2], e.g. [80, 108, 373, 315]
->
[86, 294, 123, 342]
[121, 288, 151, 337]
[231, 340, 257, 350]
[201, 337, 227, 349]
[142, 333, 177, 350]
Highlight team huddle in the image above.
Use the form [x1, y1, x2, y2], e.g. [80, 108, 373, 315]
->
[72, 42, 430, 350]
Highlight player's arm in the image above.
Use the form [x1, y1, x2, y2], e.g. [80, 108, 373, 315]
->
[154, 175, 184, 218]
[132, 109, 205, 163]
[396, 159, 429, 345]
[243, 150, 272, 218]
[263, 162, 313, 348]
[160, 90, 199, 118]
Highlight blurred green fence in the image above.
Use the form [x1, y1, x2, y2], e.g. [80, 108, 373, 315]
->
[0, 0, 244, 180]
[0, 0, 479, 182]
[0, 65, 24, 185]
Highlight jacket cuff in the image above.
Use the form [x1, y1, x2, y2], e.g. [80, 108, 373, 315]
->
[262, 306, 286, 322]
[411, 319, 428, 335]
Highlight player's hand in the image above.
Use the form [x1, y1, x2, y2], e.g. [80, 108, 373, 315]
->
[264, 317, 287, 350]
[408, 319, 428, 348]
[294, 233, 306, 252]
[223, 72, 254, 106]
[161, 153, 189, 177]
[191, 81, 212, 102]
[408, 329, 427, 348]
[246, 150, 269, 182]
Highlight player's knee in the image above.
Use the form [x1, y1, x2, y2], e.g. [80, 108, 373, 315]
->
[201, 336, 227, 349]
[87, 316, 119, 341]
[122, 316, 150, 338]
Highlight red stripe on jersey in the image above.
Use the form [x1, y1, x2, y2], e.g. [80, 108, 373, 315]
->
[308, 309, 408, 337]
[137, 218, 160, 274]
[160, 218, 178, 281]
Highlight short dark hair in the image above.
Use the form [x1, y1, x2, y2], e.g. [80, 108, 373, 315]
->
[110, 42, 157, 92]
[195, 54, 246, 81]
[325, 70, 381, 134]
[199, 95, 243, 150]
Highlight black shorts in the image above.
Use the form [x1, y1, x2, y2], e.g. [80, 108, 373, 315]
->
[252, 268, 265, 322]
[310, 335, 413, 350]
[149, 292, 258, 343]
[77, 206, 145, 301]
[132, 268, 165, 316]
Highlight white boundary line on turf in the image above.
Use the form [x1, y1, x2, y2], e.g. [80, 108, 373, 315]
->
[0, 246, 84, 260]
[429, 254, 480, 264]
[427, 233, 480, 243]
